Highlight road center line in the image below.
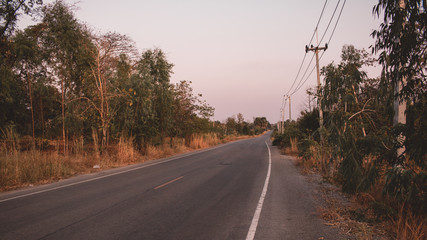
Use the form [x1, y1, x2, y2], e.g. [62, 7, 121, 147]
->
[0, 141, 238, 203]
[154, 176, 184, 190]
[246, 141, 272, 240]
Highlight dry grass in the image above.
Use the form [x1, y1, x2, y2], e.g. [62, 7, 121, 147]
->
[0, 151, 87, 191]
[188, 133, 221, 149]
[312, 171, 427, 240]
[390, 205, 426, 240]
[0, 132, 258, 191]
[315, 181, 391, 239]
[294, 144, 426, 240]
[117, 135, 137, 163]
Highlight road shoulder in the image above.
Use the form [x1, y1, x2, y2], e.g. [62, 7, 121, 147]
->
[255, 143, 348, 239]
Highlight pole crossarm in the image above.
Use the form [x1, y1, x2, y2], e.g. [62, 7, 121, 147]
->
[305, 44, 328, 53]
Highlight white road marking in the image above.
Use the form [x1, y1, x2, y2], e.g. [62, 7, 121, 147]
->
[0, 142, 236, 203]
[246, 141, 272, 240]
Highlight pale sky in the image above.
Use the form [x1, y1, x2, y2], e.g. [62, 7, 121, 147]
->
[21, 0, 383, 123]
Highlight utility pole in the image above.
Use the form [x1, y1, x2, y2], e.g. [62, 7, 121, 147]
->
[288, 95, 291, 121]
[279, 108, 283, 134]
[282, 95, 286, 134]
[306, 43, 328, 131]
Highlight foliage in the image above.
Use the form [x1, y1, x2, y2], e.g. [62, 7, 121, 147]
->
[171, 80, 214, 143]
[0, 1, 260, 159]
[0, 0, 43, 38]
[272, 121, 301, 147]
[372, 0, 426, 101]
[370, 0, 427, 218]
[275, 40, 426, 226]
[254, 117, 270, 134]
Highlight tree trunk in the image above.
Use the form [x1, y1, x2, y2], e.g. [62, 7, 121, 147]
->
[28, 76, 35, 149]
[40, 96, 45, 150]
[40, 96, 44, 141]
[62, 78, 66, 154]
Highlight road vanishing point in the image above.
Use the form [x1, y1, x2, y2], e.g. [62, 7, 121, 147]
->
[0, 132, 343, 239]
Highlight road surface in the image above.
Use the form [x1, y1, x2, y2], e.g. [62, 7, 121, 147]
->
[0, 132, 343, 239]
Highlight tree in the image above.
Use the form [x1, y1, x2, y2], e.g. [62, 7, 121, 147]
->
[321, 45, 383, 191]
[225, 116, 237, 135]
[236, 113, 244, 134]
[39, 1, 92, 153]
[372, 0, 426, 101]
[13, 26, 45, 146]
[0, 0, 42, 38]
[138, 48, 174, 142]
[372, 0, 427, 211]
[171, 80, 214, 143]
[254, 117, 269, 132]
[0, 0, 42, 133]
[85, 32, 136, 149]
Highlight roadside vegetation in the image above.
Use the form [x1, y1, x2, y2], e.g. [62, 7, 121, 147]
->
[0, 1, 270, 191]
[274, 1, 426, 239]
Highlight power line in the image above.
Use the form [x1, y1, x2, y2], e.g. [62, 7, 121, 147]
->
[291, 0, 342, 95]
[285, 0, 328, 96]
[318, 0, 341, 46]
[326, 0, 346, 45]
[290, 0, 347, 96]
[291, 53, 315, 95]
[307, 0, 329, 53]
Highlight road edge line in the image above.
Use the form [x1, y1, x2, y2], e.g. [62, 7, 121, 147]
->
[246, 141, 272, 240]
[0, 139, 247, 203]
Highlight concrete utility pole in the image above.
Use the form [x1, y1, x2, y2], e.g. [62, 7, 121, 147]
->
[306, 43, 328, 130]
[281, 95, 286, 134]
[279, 108, 284, 134]
[288, 95, 291, 121]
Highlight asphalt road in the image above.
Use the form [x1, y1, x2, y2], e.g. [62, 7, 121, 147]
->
[0, 132, 343, 239]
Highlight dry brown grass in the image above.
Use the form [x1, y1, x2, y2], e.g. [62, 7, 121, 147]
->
[390, 205, 426, 240]
[294, 144, 426, 240]
[0, 151, 87, 191]
[188, 133, 221, 149]
[316, 181, 391, 239]
[0, 132, 258, 191]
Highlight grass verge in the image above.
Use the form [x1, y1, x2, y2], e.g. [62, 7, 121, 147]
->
[0, 133, 257, 192]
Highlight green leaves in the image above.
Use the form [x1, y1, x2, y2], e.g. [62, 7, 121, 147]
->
[372, 0, 426, 101]
[383, 167, 427, 214]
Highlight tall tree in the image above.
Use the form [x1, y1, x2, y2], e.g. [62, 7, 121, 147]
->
[0, 0, 42, 132]
[13, 26, 45, 146]
[372, 0, 427, 210]
[372, 0, 426, 101]
[0, 0, 42, 38]
[39, 1, 91, 153]
[138, 48, 174, 142]
[85, 32, 136, 149]
[254, 117, 269, 131]
[171, 80, 214, 142]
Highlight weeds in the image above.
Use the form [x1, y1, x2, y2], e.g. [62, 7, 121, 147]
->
[0, 132, 255, 191]
[391, 204, 426, 240]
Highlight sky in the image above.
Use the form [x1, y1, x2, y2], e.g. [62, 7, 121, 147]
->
[21, 0, 383, 123]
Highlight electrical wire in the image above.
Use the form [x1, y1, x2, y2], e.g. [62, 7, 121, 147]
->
[290, 0, 347, 95]
[288, 0, 339, 97]
[326, 0, 346, 45]
[284, 0, 328, 96]
[317, 0, 341, 46]
[291, 53, 315, 96]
